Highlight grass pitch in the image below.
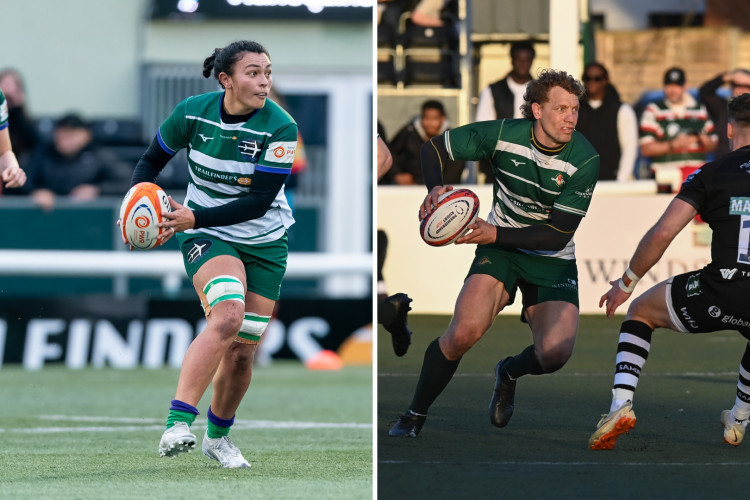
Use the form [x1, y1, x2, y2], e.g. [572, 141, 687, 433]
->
[378, 314, 750, 499]
[0, 361, 372, 499]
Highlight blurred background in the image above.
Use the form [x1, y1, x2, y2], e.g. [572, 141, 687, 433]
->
[377, 0, 750, 314]
[0, 0, 374, 369]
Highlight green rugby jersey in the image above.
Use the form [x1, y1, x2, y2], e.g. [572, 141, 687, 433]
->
[0, 89, 8, 131]
[158, 91, 297, 245]
[445, 118, 599, 260]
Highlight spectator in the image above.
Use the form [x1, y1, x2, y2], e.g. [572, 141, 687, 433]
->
[476, 41, 535, 122]
[475, 41, 535, 183]
[25, 113, 122, 210]
[0, 68, 39, 163]
[388, 100, 463, 185]
[576, 62, 638, 181]
[699, 68, 750, 157]
[639, 67, 718, 193]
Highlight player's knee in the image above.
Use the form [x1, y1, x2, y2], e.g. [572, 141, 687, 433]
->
[537, 344, 573, 373]
[441, 325, 482, 358]
[213, 305, 245, 340]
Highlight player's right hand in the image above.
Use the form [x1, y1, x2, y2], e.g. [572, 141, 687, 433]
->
[599, 279, 632, 318]
[419, 185, 453, 221]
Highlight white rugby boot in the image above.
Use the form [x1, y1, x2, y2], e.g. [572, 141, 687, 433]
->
[589, 401, 636, 450]
[158, 422, 197, 457]
[202, 431, 250, 468]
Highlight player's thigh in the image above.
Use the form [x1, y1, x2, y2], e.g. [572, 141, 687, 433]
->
[177, 233, 248, 292]
[444, 274, 510, 347]
[238, 236, 288, 303]
[625, 279, 674, 329]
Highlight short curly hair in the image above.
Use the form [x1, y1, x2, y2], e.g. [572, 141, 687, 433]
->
[520, 69, 585, 120]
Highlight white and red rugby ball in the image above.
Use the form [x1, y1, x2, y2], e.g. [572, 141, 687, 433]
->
[420, 188, 480, 246]
[119, 182, 172, 250]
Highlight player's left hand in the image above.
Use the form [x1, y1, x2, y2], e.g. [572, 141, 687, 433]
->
[455, 217, 496, 245]
[158, 196, 195, 242]
[599, 280, 632, 318]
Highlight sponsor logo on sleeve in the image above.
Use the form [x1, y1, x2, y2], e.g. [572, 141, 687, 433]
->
[264, 141, 296, 164]
[574, 184, 594, 198]
[708, 306, 722, 318]
[0, 100, 7, 122]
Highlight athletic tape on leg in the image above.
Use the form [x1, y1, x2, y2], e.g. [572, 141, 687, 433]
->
[237, 312, 271, 342]
[203, 275, 245, 309]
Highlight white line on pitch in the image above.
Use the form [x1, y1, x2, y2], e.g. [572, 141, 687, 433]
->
[0, 415, 371, 433]
[379, 460, 750, 466]
[378, 371, 738, 377]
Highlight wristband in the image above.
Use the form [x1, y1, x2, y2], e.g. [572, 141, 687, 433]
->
[617, 267, 640, 293]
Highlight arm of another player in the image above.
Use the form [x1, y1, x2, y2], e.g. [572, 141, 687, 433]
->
[599, 197, 697, 317]
[377, 136, 393, 181]
[0, 126, 26, 189]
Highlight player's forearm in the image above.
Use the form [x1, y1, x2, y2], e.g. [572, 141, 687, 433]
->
[420, 136, 448, 191]
[640, 140, 672, 158]
[628, 226, 672, 279]
[492, 224, 573, 251]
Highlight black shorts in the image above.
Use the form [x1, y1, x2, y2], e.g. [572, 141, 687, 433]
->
[667, 271, 750, 340]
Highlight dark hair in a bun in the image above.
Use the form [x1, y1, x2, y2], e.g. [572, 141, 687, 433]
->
[202, 40, 270, 88]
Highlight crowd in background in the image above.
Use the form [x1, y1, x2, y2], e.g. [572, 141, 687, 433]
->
[379, 44, 749, 190]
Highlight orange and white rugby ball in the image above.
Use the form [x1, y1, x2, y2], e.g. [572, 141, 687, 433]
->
[119, 182, 171, 250]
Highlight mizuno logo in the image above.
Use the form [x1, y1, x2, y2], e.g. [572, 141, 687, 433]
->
[720, 268, 738, 279]
[198, 134, 214, 142]
[510, 159, 524, 166]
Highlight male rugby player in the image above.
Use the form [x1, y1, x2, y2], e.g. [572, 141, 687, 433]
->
[590, 93, 750, 449]
[389, 69, 600, 437]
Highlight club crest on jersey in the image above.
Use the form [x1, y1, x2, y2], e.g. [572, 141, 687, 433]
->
[739, 161, 750, 173]
[552, 174, 564, 187]
[238, 140, 262, 161]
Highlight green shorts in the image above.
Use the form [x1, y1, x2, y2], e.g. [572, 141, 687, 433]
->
[468, 245, 579, 318]
[176, 232, 288, 301]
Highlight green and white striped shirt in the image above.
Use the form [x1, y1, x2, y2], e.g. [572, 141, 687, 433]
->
[158, 91, 297, 245]
[445, 119, 599, 260]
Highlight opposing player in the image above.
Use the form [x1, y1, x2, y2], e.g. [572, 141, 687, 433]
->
[389, 69, 599, 437]
[129, 40, 297, 467]
[590, 93, 750, 450]
[0, 88, 26, 191]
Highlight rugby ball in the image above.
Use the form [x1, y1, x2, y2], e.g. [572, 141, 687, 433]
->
[420, 188, 480, 246]
[119, 182, 172, 250]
